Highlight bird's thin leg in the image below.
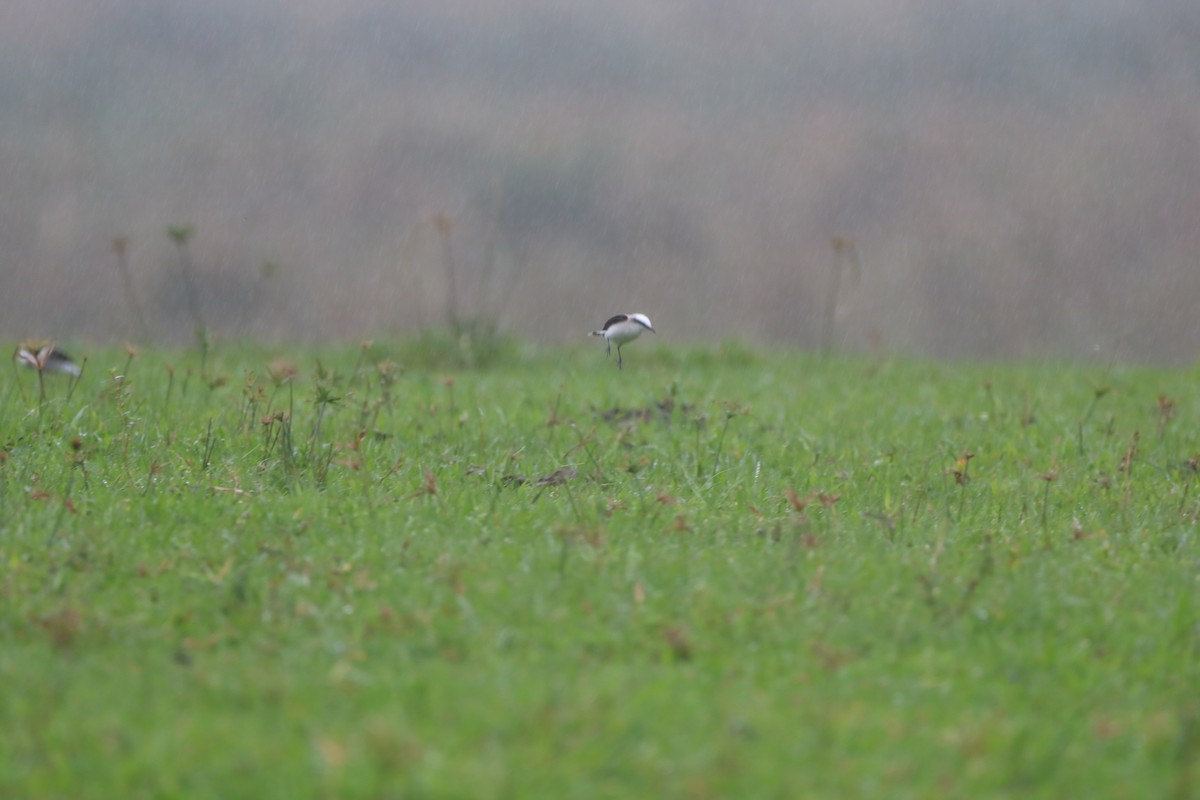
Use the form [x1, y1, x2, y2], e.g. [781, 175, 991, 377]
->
[606, 341, 611, 358]
[617, 345, 623, 369]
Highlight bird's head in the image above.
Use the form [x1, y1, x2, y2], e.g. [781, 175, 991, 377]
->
[630, 313, 655, 333]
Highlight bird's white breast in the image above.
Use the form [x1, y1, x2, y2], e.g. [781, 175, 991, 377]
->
[605, 319, 646, 345]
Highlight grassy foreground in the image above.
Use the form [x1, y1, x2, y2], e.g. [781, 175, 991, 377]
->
[2, 340, 1198, 799]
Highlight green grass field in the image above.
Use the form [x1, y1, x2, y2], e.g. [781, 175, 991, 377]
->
[2, 339, 1198, 799]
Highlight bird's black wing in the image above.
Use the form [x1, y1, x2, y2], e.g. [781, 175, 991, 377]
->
[601, 314, 629, 330]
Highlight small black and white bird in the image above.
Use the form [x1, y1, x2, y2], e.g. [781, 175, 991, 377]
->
[14, 341, 82, 377]
[590, 313, 655, 369]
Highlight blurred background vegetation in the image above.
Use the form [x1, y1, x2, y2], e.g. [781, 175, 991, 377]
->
[2, 0, 1198, 360]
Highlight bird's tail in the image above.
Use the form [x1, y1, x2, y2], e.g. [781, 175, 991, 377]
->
[590, 330, 605, 337]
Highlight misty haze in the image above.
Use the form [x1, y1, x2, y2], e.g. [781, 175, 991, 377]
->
[3, 1, 1199, 361]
